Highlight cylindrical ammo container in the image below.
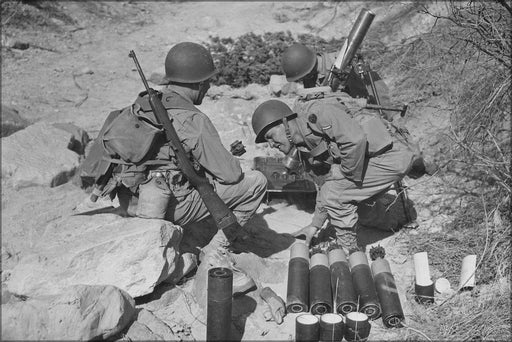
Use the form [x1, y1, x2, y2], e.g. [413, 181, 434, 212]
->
[206, 267, 233, 341]
[344, 311, 371, 342]
[371, 257, 404, 328]
[349, 251, 381, 320]
[309, 252, 332, 315]
[413, 252, 434, 304]
[287, 242, 310, 313]
[319, 313, 344, 342]
[296, 313, 320, 342]
[328, 248, 357, 315]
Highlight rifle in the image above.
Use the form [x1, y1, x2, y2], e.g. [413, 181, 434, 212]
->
[128, 50, 241, 234]
[322, 8, 375, 89]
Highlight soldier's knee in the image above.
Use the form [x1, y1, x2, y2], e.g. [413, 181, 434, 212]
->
[250, 170, 268, 194]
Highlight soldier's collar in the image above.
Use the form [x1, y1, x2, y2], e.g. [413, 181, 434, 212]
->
[297, 86, 333, 100]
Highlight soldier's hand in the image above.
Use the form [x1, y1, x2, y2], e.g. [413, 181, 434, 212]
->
[292, 225, 319, 246]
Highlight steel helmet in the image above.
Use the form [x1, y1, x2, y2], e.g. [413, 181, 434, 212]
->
[164, 42, 217, 83]
[281, 43, 317, 82]
[252, 100, 295, 143]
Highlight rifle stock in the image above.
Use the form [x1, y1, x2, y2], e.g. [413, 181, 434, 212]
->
[128, 50, 239, 231]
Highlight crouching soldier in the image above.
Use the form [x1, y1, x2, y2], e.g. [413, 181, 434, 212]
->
[280, 42, 436, 180]
[81, 42, 267, 302]
[251, 99, 416, 252]
[281, 43, 395, 118]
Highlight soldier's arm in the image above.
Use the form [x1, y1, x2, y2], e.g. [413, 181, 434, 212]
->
[317, 103, 367, 183]
[182, 112, 243, 184]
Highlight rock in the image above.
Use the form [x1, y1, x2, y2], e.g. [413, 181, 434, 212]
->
[51, 122, 91, 155]
[1, 284, 136, 340]
[7, 214, 184, 298]
[130, 309, 177, 340]
[231, 83, 268, 100]
[281, 81, 299, 96]
[1, 105, 29, 137]
[269, 74, 288, 96]
[124, 321, 164, 341]
[206, 84, 232, 99]
[149, 71, 169, 86]
[1, 122, 84, 188]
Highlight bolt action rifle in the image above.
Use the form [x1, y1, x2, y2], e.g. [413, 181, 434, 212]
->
[128, 50, 244, 237]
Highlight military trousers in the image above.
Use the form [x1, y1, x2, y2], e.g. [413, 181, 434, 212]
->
[118, 170, 267, 227]
[318, 140, 415, 229]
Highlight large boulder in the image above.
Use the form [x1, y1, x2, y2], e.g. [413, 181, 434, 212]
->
[1, 284, 136, 340]
[6, 214, 184, 298]
[1, 122, 89, 188]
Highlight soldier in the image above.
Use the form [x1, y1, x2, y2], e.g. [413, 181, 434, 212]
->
[251, 99, 418, 251]
[84, 42, 266, 299]
[281, 43, 396, 121]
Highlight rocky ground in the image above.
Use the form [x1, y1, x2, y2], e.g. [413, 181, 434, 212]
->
[1, 1, 460, 341]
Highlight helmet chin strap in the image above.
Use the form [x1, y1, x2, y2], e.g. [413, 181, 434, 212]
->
[282, 116, 295, 145]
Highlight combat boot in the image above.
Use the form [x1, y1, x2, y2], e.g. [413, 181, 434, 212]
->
[193, 230, 256, 310]
[334, 226, 360, 254]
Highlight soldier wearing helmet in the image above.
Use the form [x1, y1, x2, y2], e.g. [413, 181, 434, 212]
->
[90, 42, 266, 301]
[281, 43, 396, 120]
[251, 98, 417, 252]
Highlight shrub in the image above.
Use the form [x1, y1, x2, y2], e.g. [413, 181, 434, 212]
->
[205, 31, 344, 87]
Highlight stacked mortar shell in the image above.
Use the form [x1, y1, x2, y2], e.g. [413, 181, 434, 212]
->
[328, 247, 358, 315]
[349, 251, 381, 320]
[287, 242, 310, 313]
[309, 251, 332, 315]
[371, 256, 405, 327]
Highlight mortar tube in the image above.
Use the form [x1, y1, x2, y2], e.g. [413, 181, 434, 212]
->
[310, 253, 333, 315]
[371, 258, 405, 328]
[319, 313, 344, 342]
[296, 313, 320, 342]
[349, 251, 381, 320]
[328, 248, 357, 315]
[206, 267, 233, 342]
[287, 242, 310, 313]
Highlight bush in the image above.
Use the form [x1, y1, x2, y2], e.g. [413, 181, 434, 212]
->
[205, 31, 344, 87]
[399, 0, 511, 289]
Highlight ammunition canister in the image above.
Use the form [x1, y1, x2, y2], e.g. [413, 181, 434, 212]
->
[414, 282, 435, 304]
[296, 313, 320, 342]
[459, 254, 477, 291]
[310, 252, 333, 315]
[349, 251, 381, 320]
[344, 312, 371, 342]
[206, 267, 233, 341]
[328, 248, 357, 315]
[319, 313, 344, 342]
[371, 258, 405, 328]
[287, 242, 310, 313]
[413, 252, 435, 304]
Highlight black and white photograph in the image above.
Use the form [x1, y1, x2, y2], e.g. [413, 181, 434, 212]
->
[1, 1, 510, 341]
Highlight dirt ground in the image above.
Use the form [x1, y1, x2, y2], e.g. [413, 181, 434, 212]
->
[1, 1, 457, 341]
